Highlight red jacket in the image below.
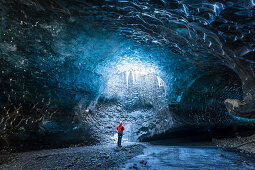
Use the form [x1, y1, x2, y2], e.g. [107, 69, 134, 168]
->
[117, 124, 125, 132]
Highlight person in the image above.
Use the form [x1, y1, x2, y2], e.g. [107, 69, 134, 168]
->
[116, 122, 125, 147]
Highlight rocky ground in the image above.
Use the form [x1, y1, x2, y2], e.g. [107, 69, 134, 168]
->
[212, 134, 255, 154]
[0, 143, 145, 170]
[1, 138, 255, 170]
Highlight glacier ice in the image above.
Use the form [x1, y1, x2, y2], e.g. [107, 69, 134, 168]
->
[0, 0, 255, 150]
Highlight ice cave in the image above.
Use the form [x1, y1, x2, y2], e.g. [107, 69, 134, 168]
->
[0, 0, 255, 169]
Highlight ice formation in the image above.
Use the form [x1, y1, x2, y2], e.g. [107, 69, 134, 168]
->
[0, 0, 254, 150]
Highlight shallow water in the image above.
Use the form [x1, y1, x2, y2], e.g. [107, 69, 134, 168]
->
[122, 144, 255, 170]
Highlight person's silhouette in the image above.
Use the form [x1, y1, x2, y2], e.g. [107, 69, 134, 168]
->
[116, 122, 125, 147]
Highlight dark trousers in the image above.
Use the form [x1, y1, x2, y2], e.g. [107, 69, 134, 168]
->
[117, 132, 123, 146]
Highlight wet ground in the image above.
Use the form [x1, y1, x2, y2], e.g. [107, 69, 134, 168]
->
[1, 142, 255, 169]
[122, 143, 255, 170]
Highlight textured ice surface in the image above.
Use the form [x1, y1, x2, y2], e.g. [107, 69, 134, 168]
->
[0, 0, 255, 150]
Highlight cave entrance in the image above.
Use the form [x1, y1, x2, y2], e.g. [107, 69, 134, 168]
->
[91, 69, 170, 144]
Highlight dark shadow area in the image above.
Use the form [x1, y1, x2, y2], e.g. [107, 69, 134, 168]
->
[145, 126, 255, 145]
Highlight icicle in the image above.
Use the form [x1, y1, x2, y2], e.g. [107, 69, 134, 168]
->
[164, 83, 167, 97]
[157, 76, 161, 87]
[132, 71, 135, 83]
[176, 95, 181, 102]
[213, 4, 219, 16]
[209, 41, 212, 47]
[222, 50, 225, 55]
[135, 71, 138, 82]
[182, 4, 189, 16]
[203, 33, 206, 42]
[126, 71, 130, 88]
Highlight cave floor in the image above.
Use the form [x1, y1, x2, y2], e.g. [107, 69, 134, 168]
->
[0, 142, 255, 170]
[0, 143, 144, 170]
[122, 143, 255, 170]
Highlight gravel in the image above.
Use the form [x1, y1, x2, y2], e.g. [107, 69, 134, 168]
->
[0, 143, 145, 170]
[212, 134, 255, 154]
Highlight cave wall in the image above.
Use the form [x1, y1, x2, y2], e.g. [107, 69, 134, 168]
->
[172, 68, 244, 126]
